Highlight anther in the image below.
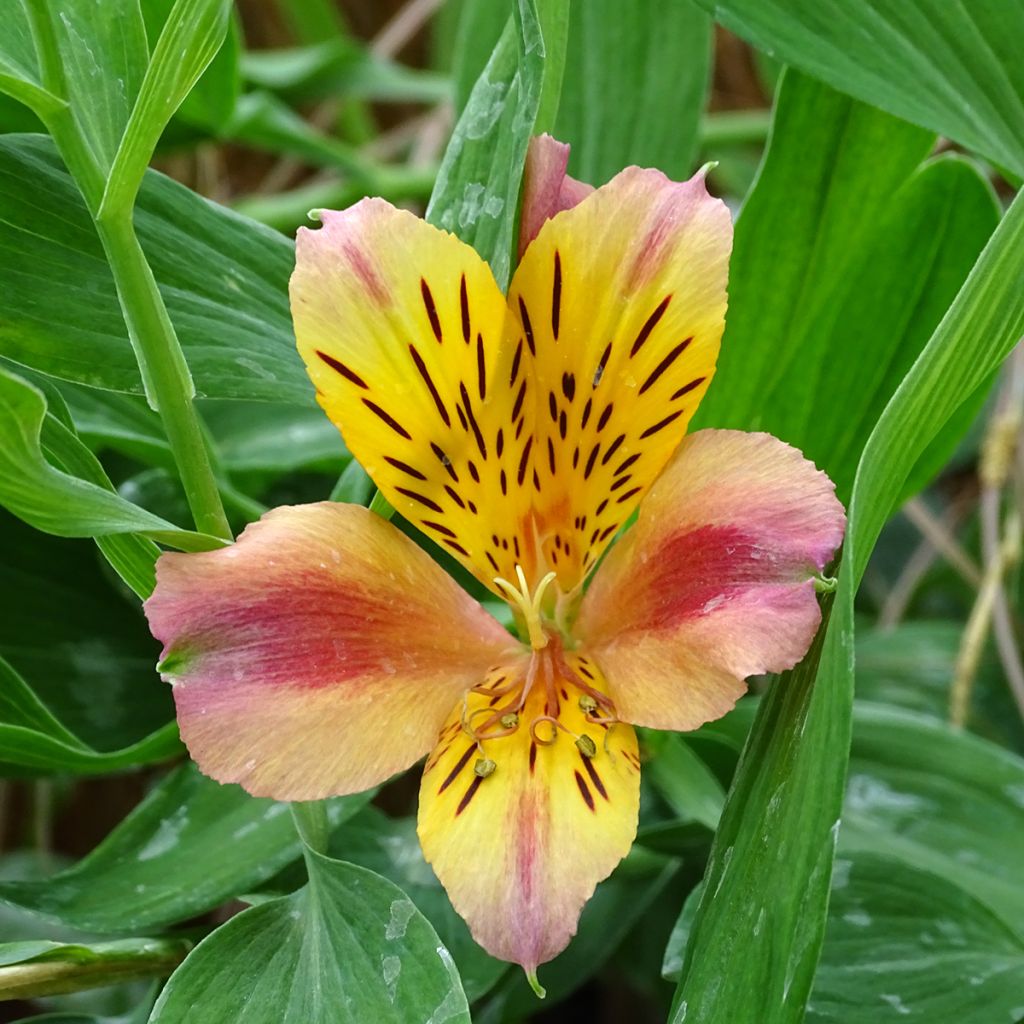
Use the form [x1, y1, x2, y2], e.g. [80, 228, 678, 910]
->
[474, 758, 496, 778]
[578, 694, 598, 714]
[500, 713, 519, 729]
[576, 734, 597, 758]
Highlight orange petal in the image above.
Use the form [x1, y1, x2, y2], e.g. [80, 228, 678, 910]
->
[418, 643, 640, 974]
[291, 201, 539, 592]
[575, 430, 845, 731]
[509, 164, 732, 592]
[144, 503, 516, 799]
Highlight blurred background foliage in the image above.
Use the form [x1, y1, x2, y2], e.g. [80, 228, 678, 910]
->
[0, 1, 1023, 1022]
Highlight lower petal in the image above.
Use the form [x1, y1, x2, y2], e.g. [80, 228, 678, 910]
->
[417, 645, 640, 974]
[144, 502, 516, 800]
[575, 430, 845, 731]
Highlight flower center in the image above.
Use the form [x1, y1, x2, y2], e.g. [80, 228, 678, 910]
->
[492, 564, 559, 650]
[462, 636, 620, 761]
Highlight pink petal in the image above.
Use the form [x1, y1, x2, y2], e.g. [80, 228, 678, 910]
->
[145, 503, 516, 799]
[574, 430, 846, 731]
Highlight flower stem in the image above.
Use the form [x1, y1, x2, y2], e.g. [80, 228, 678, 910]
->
[94, 211, 232, 541]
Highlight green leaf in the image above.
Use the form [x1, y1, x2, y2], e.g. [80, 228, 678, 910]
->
[425, 0, 568, 289]
[0, 937, 189, 1001]
[808, 854, 1024, 1023]
[331, 808, 507, 1002]
[671, 183, 1024, 1022]
[692, 0, 1024, 178]
[555, 0, 712, 183]
[642, 731, 725, 831]
[855, 622, 1023, 749]
[0, 655, 181, 775]
[149, 852, 471, 1024]
[100, 0, 233, 217]
[0, 764, 372, 932]
[697, 71, 999, 502]
[0, 5, 64, 118]
[0, 366, 221, 553]
[141, 0, 241, 133]
[0, 510, 170, 755]
[0, 134, 306, 404]
[29, 0, 149, 176]
[842, 704, 1024, 930]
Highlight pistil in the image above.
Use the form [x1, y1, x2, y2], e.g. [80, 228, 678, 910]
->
[493, 564, 559, 650]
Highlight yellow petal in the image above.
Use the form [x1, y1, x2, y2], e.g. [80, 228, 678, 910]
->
[418, 643, 640, 972]
[508, 165, 732, 591]
[291, 200, 539, 592]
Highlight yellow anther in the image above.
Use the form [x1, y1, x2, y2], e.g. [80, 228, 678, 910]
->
[493, 565, 558, 650]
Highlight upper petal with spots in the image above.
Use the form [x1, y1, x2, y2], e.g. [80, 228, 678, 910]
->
[508, 165, 732, 592]
[291, 200, 539, 592]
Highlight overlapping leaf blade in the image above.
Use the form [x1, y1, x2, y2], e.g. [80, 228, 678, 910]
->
[693, 0, 1024, 177]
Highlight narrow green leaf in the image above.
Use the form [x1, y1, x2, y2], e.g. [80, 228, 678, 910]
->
[0, 764, 372, 932]
[692, 0, 1024, 177]
[425, 0, 568, 289]
[0, 135, 305, 403]
[555, 0, 712, 183]
[698, 72, 998, 501]
[0, 655, 181, 775]
[672, 186, 1024, 1022]
[100, 0, 233, 217]
[642, 731, 725, 831]
[0, 366, 221, 552]
[149, 853, 471, 1024]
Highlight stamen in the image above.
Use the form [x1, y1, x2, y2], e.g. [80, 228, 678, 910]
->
[493, 565, 558, 649]
[576, 734, 597, 758]
[474, 758, 496, 778]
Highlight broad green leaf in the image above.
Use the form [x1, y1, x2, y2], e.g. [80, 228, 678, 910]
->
[330, 808, 507, 1002]
[0, 655, 181, 775]
[426, 0, 567, 289]
[0, 764, 372, 932]
[149, 852, 471, 1024]
[0, 366, 220, 553]
[855, 622, 1023, 749]
[697, 71, 999, 501]
[0, 511, 170, 755]
[0, 938, 189, 1001]
[555, 0, 712, 183]
[808, 855, 1024, 1024]
[0, 135, 306, 404]
[842, 704, 1024, 930]
[25, 0, 148, 183]
[692, 0, 1024, 177]
[101, 0, 233, 217]
[672, 182, 1024, 1022]
[0, 5, 63, 118]
[449, 0, 508, 112]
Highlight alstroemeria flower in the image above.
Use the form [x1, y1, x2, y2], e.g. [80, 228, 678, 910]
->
[144, 135, 845, 984]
